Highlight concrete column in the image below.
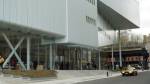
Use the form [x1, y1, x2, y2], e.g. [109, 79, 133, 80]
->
[49, 44, 53, 70]
[112, 45, 115, 70]
[27, 37, 31, 70]
[118, 30, 122, 67]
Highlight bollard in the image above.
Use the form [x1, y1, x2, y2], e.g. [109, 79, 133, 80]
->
[107, 71, 109, 77]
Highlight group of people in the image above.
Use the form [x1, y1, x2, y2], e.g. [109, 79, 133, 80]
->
[0, 55, 20, 71]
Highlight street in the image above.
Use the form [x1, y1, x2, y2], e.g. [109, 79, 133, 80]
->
[76, 71, 150, 84]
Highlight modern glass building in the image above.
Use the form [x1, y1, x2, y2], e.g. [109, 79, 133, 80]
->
[0, 0, 140, 70]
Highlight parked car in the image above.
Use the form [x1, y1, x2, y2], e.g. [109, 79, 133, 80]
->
[121, 66, 138, 76]
[131, 64, 142, 70]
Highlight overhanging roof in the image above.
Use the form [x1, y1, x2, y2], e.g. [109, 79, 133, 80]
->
[97, 0, 140, 30]
[0, 20, 65, 39]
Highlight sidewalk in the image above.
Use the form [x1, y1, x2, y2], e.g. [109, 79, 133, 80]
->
[0, 70, 149, 84]
[28, 70, 150, 84]
[28, 71, 121, 84]
[0, 70, 120, 84]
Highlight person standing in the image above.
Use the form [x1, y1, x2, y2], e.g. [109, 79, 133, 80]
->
[11, 58, 17, 70]
[0, 55, 5, 72]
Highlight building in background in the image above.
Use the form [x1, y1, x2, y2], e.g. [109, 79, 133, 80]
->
[0, 0, 140, 70]
[101, 30, 150, 70]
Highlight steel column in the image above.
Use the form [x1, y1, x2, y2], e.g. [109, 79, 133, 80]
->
[37, 40, 40, 65]
[2, 33, 26, 70]
[45, 46, 48, 70]
[68, 47, 71, 70]
[27, 37, 31, 70]
[111, 45, 115, 70]
[80, 48, 83, 70]
[99, 50, 101, 70]
[118, 30, 122, 67]
[49, 45, 53, 70]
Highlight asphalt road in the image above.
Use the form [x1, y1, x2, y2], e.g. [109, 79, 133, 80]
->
[76, 71, 150, 84]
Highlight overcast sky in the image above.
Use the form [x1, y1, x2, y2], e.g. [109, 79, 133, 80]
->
[132, 0, 150, 35]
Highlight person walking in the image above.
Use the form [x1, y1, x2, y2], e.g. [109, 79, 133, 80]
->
[0, 55, 5, 72]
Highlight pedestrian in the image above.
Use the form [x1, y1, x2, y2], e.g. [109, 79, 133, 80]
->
[33, 61, 37, 70]
[0, 55, 5, 72]
[11, 58, 17, 70]
[86, 62, 90, 69]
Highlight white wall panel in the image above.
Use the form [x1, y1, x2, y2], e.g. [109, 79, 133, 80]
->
[0, 0, 66, 36]
[67, 0, 98, 47]
[0, 0, 4, 20]
[0, 0, 135, 48]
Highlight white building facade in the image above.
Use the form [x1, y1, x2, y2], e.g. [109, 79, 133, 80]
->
[0, 0, 139, 70]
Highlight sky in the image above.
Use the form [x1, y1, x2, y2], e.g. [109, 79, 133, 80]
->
[132, 0, 150, 35]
